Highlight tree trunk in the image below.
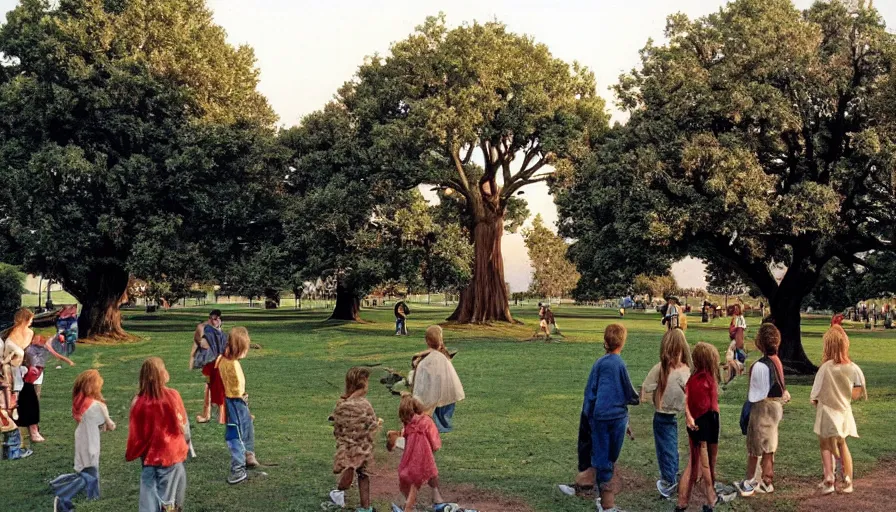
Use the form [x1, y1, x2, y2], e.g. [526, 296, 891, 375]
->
[330, 283, 361, 321]
[75, 264, 132, 341]
[769, 296, 817, 374]
[448, 212, 513, 323]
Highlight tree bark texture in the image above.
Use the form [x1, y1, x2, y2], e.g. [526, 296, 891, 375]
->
[448, 212, 513, 323]
[74, 264, 132, 340]
[330, 283, 361, 321]
[769, 295, 816, 374]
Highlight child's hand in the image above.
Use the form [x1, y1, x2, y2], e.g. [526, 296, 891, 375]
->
[686, 417, 698, 431]
[626, 425, 635, 441]
[782, 390, 792, 404]
[105, 420, 116, 431]
[68, 360, 76, 367]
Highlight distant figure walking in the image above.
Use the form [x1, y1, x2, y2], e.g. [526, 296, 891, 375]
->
[394, 299, 410, 336]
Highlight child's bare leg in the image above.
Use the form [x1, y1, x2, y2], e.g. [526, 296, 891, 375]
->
[699, 443, 717, 505]
[839, 439, 853, 481]
[403, 484, 418, 510]
[428, 476, 444, 504]
[358, 471, 371, 508]
[198, 385, 211, 420]
[707, 443, 718, 484]
[34, 384, 42, 398]
[746, 454, 759, 481]
[218, 403, 226, 425]
[337, 468, 354, 490]
[676, 461, 692, 508]
[760, 452, 775, 485]
[726, 363, 736, 384]
[820, 438, 835, 484]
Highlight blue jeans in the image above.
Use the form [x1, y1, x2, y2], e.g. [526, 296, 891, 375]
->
[139, 463, 186, 512]
[590, 416, 628, 488]
[433, 403, 456, 433]
[2, 429, 26, 459]
[225, 397, 255, 473]
[395, 318, 407, 335]
[50, 467, 100, 512]
[653, 412, 679, 484]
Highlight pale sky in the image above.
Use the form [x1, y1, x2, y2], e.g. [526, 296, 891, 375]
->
[4, 0, 893, 292]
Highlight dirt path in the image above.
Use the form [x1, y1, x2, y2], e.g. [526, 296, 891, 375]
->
[794, 458, 896, 512]
[367, 451, 534, 512]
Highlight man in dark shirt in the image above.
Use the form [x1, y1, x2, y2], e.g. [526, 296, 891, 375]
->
[394, 299, 409, 336]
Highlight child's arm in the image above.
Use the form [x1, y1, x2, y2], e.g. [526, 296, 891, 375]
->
[622, 366, 640, 406]
[852, 364, 867, 401]
[189, 342, 198, 371]
[684, 389, 697, 430]
[45, 342, 75, 366]
[810, 367, 824, 406]
[100, 402, 116, 431]
[427, 417, 442, 452]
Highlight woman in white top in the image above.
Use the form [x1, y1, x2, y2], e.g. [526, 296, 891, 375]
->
[811, 326, 867, 495]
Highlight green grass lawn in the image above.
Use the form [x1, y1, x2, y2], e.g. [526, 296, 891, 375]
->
[5, 306, 894, 511]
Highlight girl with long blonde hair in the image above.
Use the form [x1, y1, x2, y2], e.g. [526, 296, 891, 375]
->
[641, 329, 691, 498]
[811, 326, 867, 495]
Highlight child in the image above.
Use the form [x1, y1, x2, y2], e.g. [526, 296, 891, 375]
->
[216, 327, 258, 484]
[811, 326, 867, 495]
[390, 394, 445, 512]
[735, 324, 791, 497]
[328, 367, 382, 512]
[125, 357, 189, 512]
[50, 369, 116, 512]
[193, 310, 227, 424]
[583, 323, 639, 512]
[411, 325, 465, 433]
[641, 328, 691, 498]
[17, 334, 75, 443]
[724, 339, 747, 387]
[675, 342, 722, 512]
[729, 304, 747, 350]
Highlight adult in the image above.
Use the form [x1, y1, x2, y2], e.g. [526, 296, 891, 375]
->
[662, 297, 681, 330]
[2, 308, 35, 455]
[759, 302, 766, 320]
[410, 326, 465, 433]
[729, 304, 747, 350]
[394, 299, 410, 336]
[192, 310, 227, 424]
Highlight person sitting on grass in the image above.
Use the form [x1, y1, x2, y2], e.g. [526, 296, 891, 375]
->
[327, 367, 382, 512]
[389, 394, 445, 512]
[216, 327, 259, 485]
[583, 323, 639, 512]
[811, 325, 867, 496]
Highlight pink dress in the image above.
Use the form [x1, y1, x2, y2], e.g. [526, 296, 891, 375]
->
[398, 414, 441, 487]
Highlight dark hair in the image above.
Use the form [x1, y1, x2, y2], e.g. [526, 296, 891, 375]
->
[209, 309, 222, 318]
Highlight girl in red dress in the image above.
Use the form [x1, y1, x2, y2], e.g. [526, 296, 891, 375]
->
[392, 394, 445, 512]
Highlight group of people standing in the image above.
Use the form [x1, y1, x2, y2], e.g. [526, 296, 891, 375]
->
[328, 324, 467, 512]
[566, 315, 868, 512]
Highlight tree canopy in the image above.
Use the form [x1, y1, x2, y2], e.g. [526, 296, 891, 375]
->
[347, 14, 608, 323]
[0, 0, 281, 338]
[557, 0, 896, 372]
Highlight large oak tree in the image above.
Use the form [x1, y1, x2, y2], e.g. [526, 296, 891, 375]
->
[0, 0, 280, 338]
[347, 15, 608, 323]
[557, 0, 896, 372]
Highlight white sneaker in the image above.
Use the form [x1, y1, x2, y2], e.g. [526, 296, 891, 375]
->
[558, 484, 576, 496]
[754, 481, 774, 494]
[820, 481, 836, 495]
[841, 476, 853, 494]
[329, 489, 345, 507]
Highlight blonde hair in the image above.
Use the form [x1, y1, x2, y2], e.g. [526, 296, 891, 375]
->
[691, 342, 721, 383]
[604, 323, 627, 351]
[398, 394, 424, 425]
[224, 327, 250, 359]
[822, 326, 851, 365]
[138, 357, 169, 399]
[342, 366, 370, 399]
[755, 323, 781, 356]
[655, 329, 692, 408]
[73, 369, 105, 403]
[425, 325, 450, 357]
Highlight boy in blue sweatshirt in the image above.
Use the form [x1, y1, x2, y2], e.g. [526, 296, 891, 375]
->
[583, 323, 639, 512]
